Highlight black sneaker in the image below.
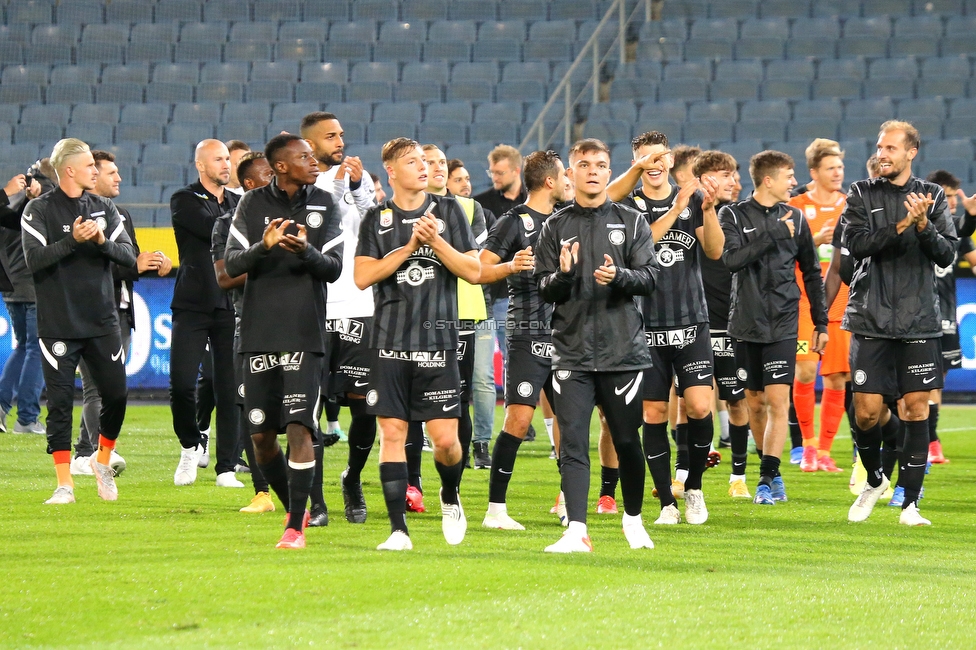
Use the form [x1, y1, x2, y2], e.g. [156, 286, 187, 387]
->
[525, 424, 537, 442]
[473, 441, 491, 470]
[321, 431, 341, 447]
[718, 435, 731, 449]
[341, 468, 367, 524]
[308, 505, 329, 527]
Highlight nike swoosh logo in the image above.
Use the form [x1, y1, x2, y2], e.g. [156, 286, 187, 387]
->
[442, 403, 458, 411]
[560, 236, 578, 246]
[111, 346, 124, 362]
[194, 192, 209, 200]
[378, 227, 393, 234]
[289, 408, 306, 414]
[771, 372, 788, 379]
[907, 463, 926, 468]
[647, 451, 668, 460]
[697, 373, 711, 379]
[354, 380, 369, 387]
[922, 377, 936, 384]
[24, 214, 32, 221]
[732, 388, 744, 395]
[614, 377, 636, 395]
[744, 227, 756, 233]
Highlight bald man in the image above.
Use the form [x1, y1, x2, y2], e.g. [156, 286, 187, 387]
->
[169, 139, 242, 488]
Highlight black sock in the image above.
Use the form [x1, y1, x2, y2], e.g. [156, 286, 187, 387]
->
[755, 446, 763, 461]
[614, 436, 646, 518]
[788, 401, 802, 449]
[881, 412, 902, 480]
[324, 397, 341, 424]
[458, 403, 473, 475]
[379, 462, 409, 534]
[309, 441, 325, 510]
[258, 449, 289, 510]
[730, 422, 749, 476]
[684, 414, 713, 491]
[856, 422, 884, 488]
[675, 423, 689, 472]
[435, 459, 463, 505]
[759, 455, 780, 487]
[241, 422, 268, 494]
[488, 431, 522, 503]
[599, 465, 619, 498]
[928, 403, 940, 442]
[643, 422, 676, 508]
[900, 420, 929, 508]
[405, 421, 423, 492]
[345, 400, 376, 483]
[286, 463, 314, 530]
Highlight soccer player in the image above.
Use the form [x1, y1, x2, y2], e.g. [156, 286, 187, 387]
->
[844, 121, 957, 526]
[535, 138, 658, 553]
[225, 140, 251, 196]
[921, 170, 976, 468]
[302, 111, 379, 525]
[447, 159, 473, 197]
[224, 134, 343, 549]
[212, 152, 276, 513]
[788, 140, 851, 473]
[71, 150, 172, 476]
[22, 138, 136, 504]
[720, 151, 828, 505]
[170, 139, 240, 487]
[478, 150, 569, 530]
[354, 138, 480, 551]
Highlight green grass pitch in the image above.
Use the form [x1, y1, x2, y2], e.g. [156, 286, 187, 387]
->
[1, 404, 975, 648]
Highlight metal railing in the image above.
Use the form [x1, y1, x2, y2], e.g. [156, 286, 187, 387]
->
[518, 0, 652, 153]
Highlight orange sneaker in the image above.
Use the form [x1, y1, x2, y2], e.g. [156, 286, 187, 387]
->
[282, 509, 311, 530]
[928, 440, 949, 464]
[800, 445, 819, 472]
[596, 495, 618, 514]
[275, 528, 306, 549]
[817, 455, 843, 473]
[405, 486, 426, 513]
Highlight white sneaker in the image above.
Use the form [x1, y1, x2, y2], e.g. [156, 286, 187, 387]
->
[440, 488, 467, 545]
[654, 503, 681, 525]
[197, 431, 210, 468]
[174, 445, 202, 486]
[684, 489, 709, 525]
[550, 491, 568, 527]
[544, 529, 593, 553]
[90, 456, 118, 501]
[899, 502, 932, 526]
[621, 513, 655, 549]
[109, 450, 126, 477]
[848, 475, 890, 522]
[70, 455, 94, 476]
[216, 471, 245, 488]
[377, 530, 413, 551]
[482, 510, 525, 531]
[45, 485, 75, 504]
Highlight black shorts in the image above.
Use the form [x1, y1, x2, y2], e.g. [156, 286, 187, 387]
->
[323, 318, 373, 398]
[643, 322, 714, 401]
[711, 330, 744, 402]
[504, 338, 553, 407]
[735, 338, 796, 391]
[365, 349, 461, 421]
[940, 331, 961, 373]
[457, 330, 475, 403]
[850, 335, 943, 395]
[243, 351, 323, 435]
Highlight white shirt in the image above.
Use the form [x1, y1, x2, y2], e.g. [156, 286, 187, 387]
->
[315, 164, 376, 319]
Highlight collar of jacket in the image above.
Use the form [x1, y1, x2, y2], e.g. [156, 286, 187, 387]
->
[747, 196, 787, 216]
[269, 179, 312, 206]
[53, 186, 89, 207]
[877, 175, 921, 195]
[572, 198, 612, 216]
[189, 180, 235, 207]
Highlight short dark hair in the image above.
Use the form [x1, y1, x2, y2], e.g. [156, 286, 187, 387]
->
[264, 133, 302, 165]
[522, 150, 561, 193]
[236, 152, 266, 185]
[749, 150, 795, 187]
[671, 145, 702, 174]
[569, 138, 610, 160]
[225, 139, 250, 154]
[90, 150, 115, 165]
[381, 137, 421, 164]
[299, 111, 339, 137]
[447, 159, 466, 177]
[632, 131, 669, 152]
[927, 169, 961, 190]
[693, 150, 737, 177]
[369, 171, 381, 183]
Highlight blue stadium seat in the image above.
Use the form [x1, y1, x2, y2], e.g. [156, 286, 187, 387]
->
[894, 15, 943, 39]
[375, 102, 421, 122]
[253, 0, 301, 21]
[201, 63, 249, 84]
[664, 61, 712, 81]
[428, 20, 478, 44]
[638, 101, 690, 124]
[181, 22, 229, 43]
[326, 42, 372, 61]
[197, 82, 244, 103]
[690, 18, 739, 41]
[251, 62, 299, 84]
[31, 105, 71, 125]
[46, 83, 94, 104]
[351, 0, 398, 22]
[119, 185, 163, 204]
[551, 0, 598, 20]
[845, 98, 893, 120]
[137, 163, 185, 186]
[246, 81, 293, 102]
[683, 119, 734, 144]
[0, 83, 42, 104]
[302, 62, 348, 84]
[96, 84, 145, 104]
[402, 0, 448, 21]
[819, 58, 866, 80]
[271, 103, 323, 124]
[402, 62, 449, 85]
[142, 144, 192, 167]
[275, 40, 322, 63]
[422, 42, 471, 61]
[116, 122, 163, 144]
[497, 80, 545, 102]
[174, 42, 222, 63]
[787, 118, 838, 141]
[711, 64, 761, 100]
[742, 100, 791, 121]
[72, 104, 120, 125]
[80, 42, 124, 64]
[295, 82, 343, 103]
[474, 101, 523, 123]
[351, 62, 399, 84]
[379, 22, 426, 42]
[165, 122, 215, 144]
[503, 62, 550, 83]
[524, 40, 573, 62]
[225, 42, 273, 63]
[1, 64, 49, 85]
[734, 38, 784, 59]
[529, 20, 577, 41]
[449, 0, 498, 21]
[425, 102, 473, 123]
[9, 0, 55, 25]
[154, 63, 200, 84]
[203, 0, 249, 22]
[664, 0, 709, 19]
[741, 16, 790, 38]
[230, 22, 276, 43]
[863, 0, 910, 15]
[373, 42, 421, 62]
[661, 78, 708, 102]
[582, 119, 632, 144]
[636, 40, 684, 63]
[121, 104, 169, 124]
[473, 40, 522, 62]
[395, 81, 444, 102]
[419, 121, 467, 145]
[920, 157, 969, 181]
[279, 22, 329, 41]
[927, 139, 974, 160]
[303, 0, 349, 21]
[791, 16, 840, 39]
[690, 100, 738, 122]
[759, 0, 811, 18]
[813, 78, 861, 100]
[499, 0, 546, 20]
[787, 37, 836, 58]
[839, 118, 886, 141]
[812, 0, 863, 18]
[326, 102, 374, 123]
[735, 119, 787, 142]
[793, 99, 843, 121]
[709, 0, 759, 18]
[29, 27, 81, 47]
[609, 79, 658, 102]
[154, 1, 203, 22]
[684, 38, 734, 60]
[82, 24, 129, 43]
[6, 144, 43, 164]
[146, 82, 195, 103]
[898, 97, 948, 121]
[588, 101, 639, 123]
[329, 21, 377, 43]
[638, 19, 689, 41]
[451, 62, 499, 83]
[25, 44, 73, 66]
[913, 0, 963, 14]
[217, 123, 266, 143]
[478, 21, 527, 41]
[447, 81, 493, 102]
[130, 24, 178, 44]
[346, 81, 393, 102]
[69, 123, 114, 146]
[368, 121, 416, 144]
[223, 103, 271, 123]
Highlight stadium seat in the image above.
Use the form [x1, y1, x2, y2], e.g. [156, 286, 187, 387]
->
[928, 139, 974, 160]
[760, 0, 811, 18]
[793, 98, 843, 121]
[225, 42, 273, 63]
[203, 0, 248, 22]
[78, 42, 124, 64]
[422, 42, 471, 61]
[152, 63, 199, 85]
[661, 79, 709, 103]
[201, 63, 249, 84]
[371, 102, 419, 123]
[474, 102, 522, 123]
[327, 101, 374, 123]
[351, 0, 398, 21]
[636, 40, 684, 63]
[116, 123, 164, 145]
[496, 80, 545, 102]
[663, 0, 709, 19]
[741, 16, 790, 38]
[683, 119, 734, 144]
[46, 82, 94, 104]
[379, 22, 426, 42]
[425, 102, 473, 123]
[472, 40, 522, 62]
[275, 40, 322, 62]
[351, 62, 399, 84]
[223, 103, 271, 124]
[898, 97, 948, 122]
[428, 20, 478, 44]
[229, 22, 276, 43]
[588, 102, 639, 124]
[742, 100, 791, 122]
[295, 82, 343, 103]
[146, 82, 195, 104]
[418, 121, 467, 145]
[119, 186, 163, 205]
[217, 122, 266, 143]
[402, 0, 448, 21]
[329, 21, 377, 43]
[638, 18, 689, 41]
[165, 122, 215, 144]
[452, 62, 500, 84]
[82, 24, 129, 44]
[1, 65, 49, 85]
[171, 103, 221, 125]
[921, 157, 970, 181]
[303, 0, 349, 21]
[734, 38, 785, 59]
[154, 0, 203, 22]
[664, 61, 712, 81]
[709, 0, 759, 18]
[143, 144, 192, 167]
[373, 42, 422, 62]
[735, 119, 788, 142]
[402, 62, 450, 85]
[863, 0, 910, 15]
[523, 40, 573, 62]
[449, 0, 498, 21]
[25, 44, 73, 66]
[529, 20, 577, 41]
[845, 98, 894, 120]
[394, 81, 444, 102]
[9, 0, 55, 25]
[690, 100, 738, 123]
[271, 103, 323, 124]
[913, 0, 963, 14]
[551, 0, 598, 20]
[279, 22, 329, 41]
[302, 62, 348, 84]
[638, 101, 690, 124]
[0, 83, 42, 105]
[479, 21, 527, 41]
[137, 163, 186, 186]
[31, 105, 72, 126]
[368, 121, 416, 145]
[787, 118, 839, 141]
[469, 120, 519, 144]
[503, 62, 551, 84]
[812, 0, 863, 17]
[582, 120, 632, 145]
[684, 38, 734, 60]
[181, 22, 228, 43]
[96, 84, 145, 104]
[345, 82, 392, 102]
[72, 104, 120, 126]
[252, 0, 301, 21]
[196, 82, 242, 103]
[246, 80, 292, 103]
[101, 64, 150, 86]
[251, 62, 300, 84]
[31, 25, 79, 46]
[500, 0, 546, 20]
[175, 43, 223, 63]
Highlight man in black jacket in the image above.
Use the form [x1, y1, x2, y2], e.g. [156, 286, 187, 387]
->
[844, 121, 957, 526]
[535, 138, 659, 553]
[21, 138, 136, 504]
[170, 139, 241, 488]
[720, 151, 828, 506]
[225, 134, 343, 549]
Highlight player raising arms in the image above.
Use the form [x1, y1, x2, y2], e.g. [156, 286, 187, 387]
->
[355, 138, 480, 551]
[536, 139, 659, 553]
[720, 151, 828, 506]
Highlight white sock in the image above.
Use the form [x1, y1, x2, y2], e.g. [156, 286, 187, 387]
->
[729, 474, 745, 483]
[327, 421, 340, 433]
[487, 502, 506, 516]
[544, 418, 554, 446]
[718, 411, 729, 438]
[675, 468, 689, 484]
[567, 520, 587, 537]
